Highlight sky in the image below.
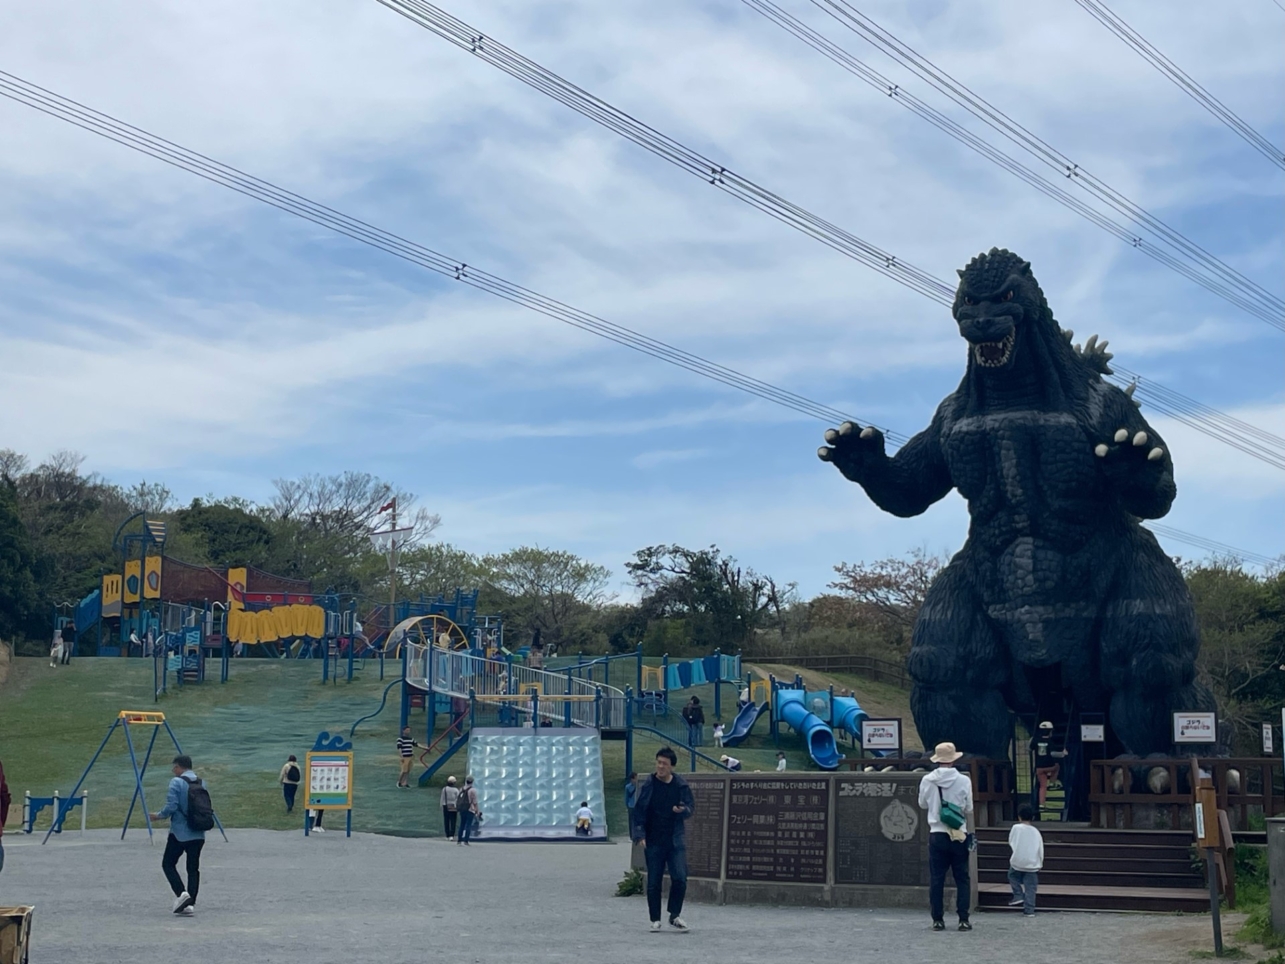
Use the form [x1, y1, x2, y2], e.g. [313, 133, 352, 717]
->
[0, 0, 1281, 599]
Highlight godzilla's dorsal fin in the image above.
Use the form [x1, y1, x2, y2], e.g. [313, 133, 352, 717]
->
[1072, 332, 1114, 375]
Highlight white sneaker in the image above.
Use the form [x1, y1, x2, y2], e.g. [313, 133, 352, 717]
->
[312, 826, 326, 833]
[669, 916, 689, 931]
[172, 892, 191, 914]
[179, 906, 194, 916]
[649, 921, 662, 933]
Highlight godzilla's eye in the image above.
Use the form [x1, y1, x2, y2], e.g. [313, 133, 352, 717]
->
[1001, 290, 1014, 302]
[962, 295, 976, 306]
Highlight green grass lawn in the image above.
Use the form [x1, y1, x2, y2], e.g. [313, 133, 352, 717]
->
[0, 656, 844, 841]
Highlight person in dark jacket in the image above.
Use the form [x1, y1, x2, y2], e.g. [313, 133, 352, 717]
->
[0, 757, 10, 873]
[629, 746, 695, 932]
[681, 697, 705, 746]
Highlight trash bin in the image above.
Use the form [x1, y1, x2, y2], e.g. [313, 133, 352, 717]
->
[0, 906, 33, 964]
[1268, 817, 1285, 935]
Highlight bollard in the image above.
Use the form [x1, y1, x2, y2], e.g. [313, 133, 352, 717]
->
[1268, 817, 1285, 936]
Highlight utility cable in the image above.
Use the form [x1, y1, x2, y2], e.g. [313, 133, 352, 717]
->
[745, 0, 1284, 330]
[0, 70, 1273, 563]
[1071, 0, 1285, 170]
[374, 0, 1285, 467]
[804, 0, 1285, 328]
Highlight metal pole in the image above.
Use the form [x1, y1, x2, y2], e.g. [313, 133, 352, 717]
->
[80, 792, 88, 834]
[714, 648, 722, 721]
[1207, 847, 1224, 956]
[120, 720, 154, 843]
[121, 724, 161, 836]
[625, 686, 634, 777]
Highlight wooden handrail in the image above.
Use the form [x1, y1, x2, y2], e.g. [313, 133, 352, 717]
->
[1088, 757, 1284, 830]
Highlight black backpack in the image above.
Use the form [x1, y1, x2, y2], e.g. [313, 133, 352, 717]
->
[286, 764, 301, 783]
[455, 786, 472, 812]
[184, 776, 216, 832]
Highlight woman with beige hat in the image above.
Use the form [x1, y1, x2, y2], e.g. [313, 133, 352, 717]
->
[917, 742, 975, 932]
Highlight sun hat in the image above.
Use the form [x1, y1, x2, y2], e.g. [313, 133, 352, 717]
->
[447, 776, 457, 784]
[930, 742, 963, 763]
[719, 755, 729, 762]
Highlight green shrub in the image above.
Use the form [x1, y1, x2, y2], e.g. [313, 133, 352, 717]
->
[616, 867, 644, 897]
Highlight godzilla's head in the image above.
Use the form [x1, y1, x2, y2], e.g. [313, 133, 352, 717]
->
[952, 247, 1048, 373]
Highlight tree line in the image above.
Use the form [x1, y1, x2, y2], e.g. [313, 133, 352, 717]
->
[0, 450, 1280, 752]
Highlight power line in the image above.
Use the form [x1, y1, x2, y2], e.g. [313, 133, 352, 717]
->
[744, 0, 1285, 331]
[802, 0, 1285, 329]
[374, 0, 1285, 469]
[1145, 523, 1280, 568]
[0, 70, 1273, 565]
[1071, 0, 1285, 170]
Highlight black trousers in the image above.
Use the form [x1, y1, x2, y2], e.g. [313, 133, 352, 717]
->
[443, 807, 457, 839]
[644, 842, 688, 922]
[283, 783, 298, 812]
[162, 834, 205, 900]
[928, 832, 970, 922]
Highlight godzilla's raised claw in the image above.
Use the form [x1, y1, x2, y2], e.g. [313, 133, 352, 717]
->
[1147, 447, 1164, 461]
[1133, 431, 1148, 447]
[817, 447, 833, 462]
[860, 427, 875, 439]
[1094, 444, 1109, 457]
[838, 421, 856, 436]
[1114, 429, 1129, 443]
[824, 429, 839, 443]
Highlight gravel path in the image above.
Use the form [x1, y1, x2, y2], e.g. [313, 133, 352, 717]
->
[0, 829, 1229, 963]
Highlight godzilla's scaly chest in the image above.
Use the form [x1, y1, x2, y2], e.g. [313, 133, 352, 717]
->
[940, 409, 1096, 508]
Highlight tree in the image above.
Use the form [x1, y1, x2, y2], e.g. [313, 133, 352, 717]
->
[482, 547, 612, 650]
[174, 499, 275, 568]
[626, 544, 785, 654]
[1188, 560, 1285, 752]
[828, 548, 945, 650]
[0, 479, 40, 641]
[397, 543, 486, 600]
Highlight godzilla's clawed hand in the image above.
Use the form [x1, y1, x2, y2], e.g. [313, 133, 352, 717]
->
[818, 421, 886, 482]
[1093, 426, 1165, 475]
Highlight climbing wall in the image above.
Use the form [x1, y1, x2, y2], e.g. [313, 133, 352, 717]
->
[467, 728, 607, 840]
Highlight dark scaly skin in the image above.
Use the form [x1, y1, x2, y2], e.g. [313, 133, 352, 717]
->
[818, 248, 1217, 760]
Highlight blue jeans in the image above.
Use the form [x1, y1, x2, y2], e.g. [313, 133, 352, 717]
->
[928, 832, 970, 922]
[1008, 868, 1038, 913]
[644, 842, 687, 922]
[686, 723, 702, 746]
[458, 810, 475, 844]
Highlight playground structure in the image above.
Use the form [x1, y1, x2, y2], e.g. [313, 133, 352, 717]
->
[45, 710, 227, 845]
[21, 790, 88, 836]
[763, 674, 875, 771]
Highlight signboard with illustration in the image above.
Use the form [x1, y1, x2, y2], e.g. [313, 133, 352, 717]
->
[1172, 712, 1217, 744]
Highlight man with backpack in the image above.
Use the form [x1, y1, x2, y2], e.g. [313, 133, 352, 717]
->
[455, 775, 479, 845]
[151, 754, 214, 915]
[917, 742, 975, 932]
[279, 755, 302, 813]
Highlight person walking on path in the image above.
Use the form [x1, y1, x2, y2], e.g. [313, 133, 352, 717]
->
[1007, 804, 1043, 916]
[61, 622, 74, 664]
[630, 746, 694, 933]
[440, 776, 459, 839]
[279, 755, 301, 813]
[918, 742, 975, 932]
[396, 727, 420, 788]
[150, 754, 209, 916]
[681, 697, 705, 747]
[456, 776, 479, 845]
[0, 757, 10, 874]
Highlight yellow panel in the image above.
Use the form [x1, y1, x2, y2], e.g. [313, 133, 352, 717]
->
[641, 665, 663, 690]
[143, 556, 162, 599]
[271, 606, 293, 639]
[291, 604, 310, 638]
[256, 608, 278, 643]
[101, 574, 123, 618]
[306, 605, 325, 639]
[226, 567, 247, 610]
[119, 710, 166, 725]
[123, 560, 142, 604]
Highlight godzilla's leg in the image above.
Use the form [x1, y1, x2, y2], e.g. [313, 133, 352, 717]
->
[908, 555, 1011, 759]
[1099, 529, 1217, 756]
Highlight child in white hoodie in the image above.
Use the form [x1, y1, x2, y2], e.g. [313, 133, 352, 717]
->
[1007, 803, 1043, 916]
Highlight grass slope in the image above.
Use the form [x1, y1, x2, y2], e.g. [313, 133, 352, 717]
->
[0, 656, 905, 840]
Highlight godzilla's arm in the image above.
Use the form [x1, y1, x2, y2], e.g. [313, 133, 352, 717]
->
[821, 414, 953, 518]
[1091, 386, 1176, 519]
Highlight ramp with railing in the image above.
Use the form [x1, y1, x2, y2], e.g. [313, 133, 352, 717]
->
[403, 642, 627, 731]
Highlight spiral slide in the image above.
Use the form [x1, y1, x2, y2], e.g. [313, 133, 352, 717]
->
[831, 695, 869, 742]
[775, 690, 841, 770]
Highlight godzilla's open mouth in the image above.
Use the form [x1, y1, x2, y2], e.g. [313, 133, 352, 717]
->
[973, 330, 1015, 368]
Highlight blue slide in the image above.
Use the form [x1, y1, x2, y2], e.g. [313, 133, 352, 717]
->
[776, 690, 841, 770]
[720, 701, 766, 748]
[830, 695, 868, 742]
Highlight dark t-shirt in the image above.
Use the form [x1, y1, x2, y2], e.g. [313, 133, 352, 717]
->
[644, 776, 681, 843]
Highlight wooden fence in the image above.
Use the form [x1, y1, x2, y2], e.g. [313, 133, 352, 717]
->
[1089, 757, 1285, 830]
[740, 652, 912, 690]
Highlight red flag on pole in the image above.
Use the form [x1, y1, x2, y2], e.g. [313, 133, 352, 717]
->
[378, 499, 396, 513]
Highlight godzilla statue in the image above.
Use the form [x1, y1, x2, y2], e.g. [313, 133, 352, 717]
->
[818, 248, 1217, 761]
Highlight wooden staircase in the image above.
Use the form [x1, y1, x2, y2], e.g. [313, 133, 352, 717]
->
[976, 825, 1208, 912]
